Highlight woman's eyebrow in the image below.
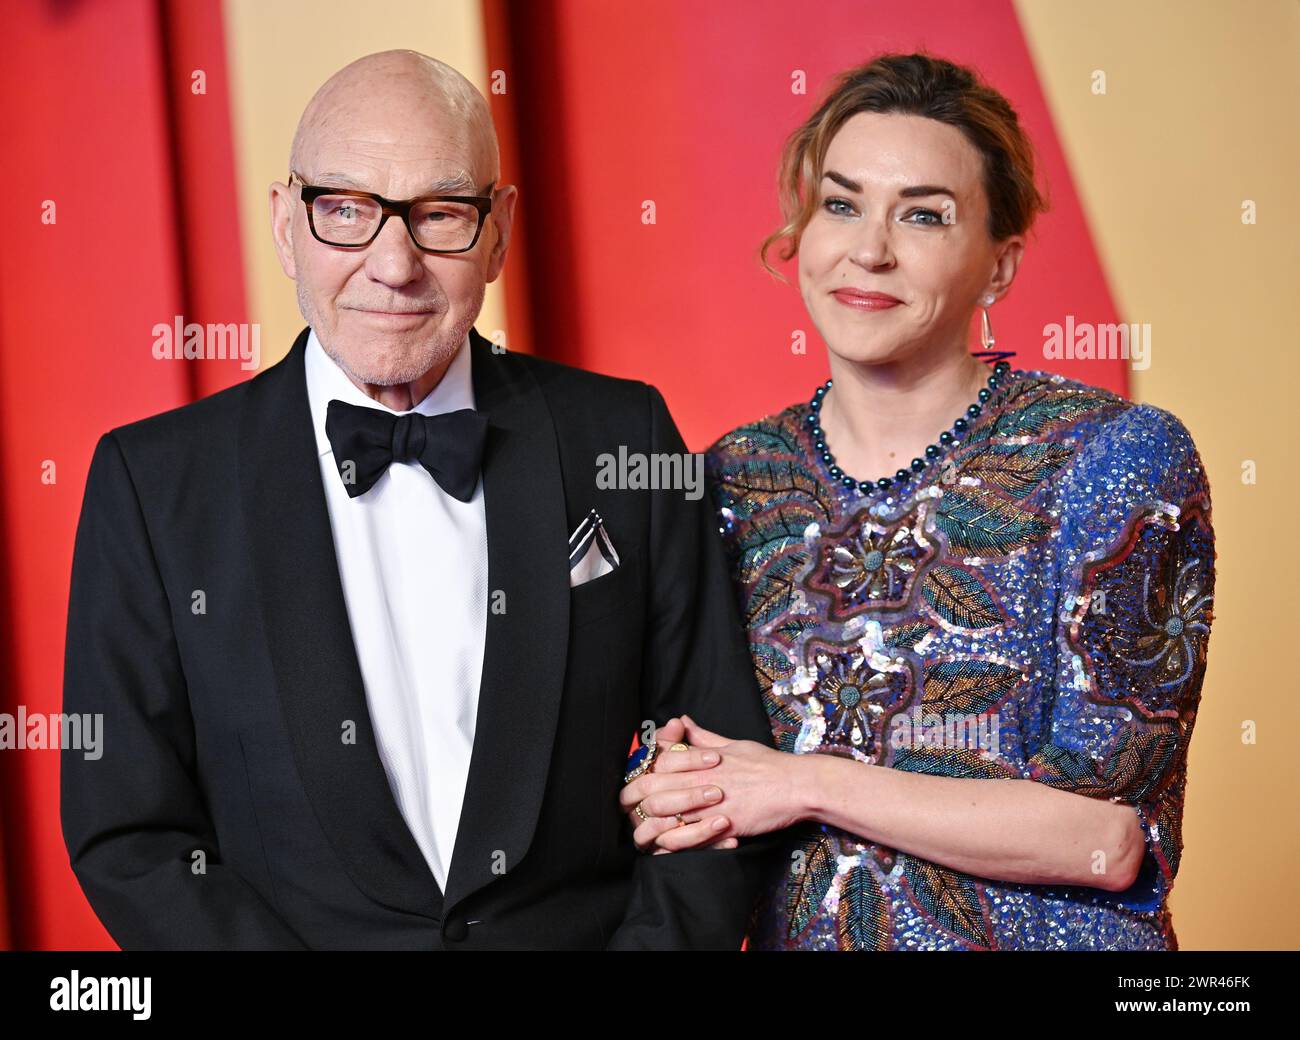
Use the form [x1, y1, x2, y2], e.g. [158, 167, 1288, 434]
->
[823, 170, 862, 192]
[899, 184, 955, 199]
[821, 171, 955, 200]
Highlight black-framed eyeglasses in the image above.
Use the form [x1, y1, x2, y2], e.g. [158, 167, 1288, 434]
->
[288, 171, 495, 254]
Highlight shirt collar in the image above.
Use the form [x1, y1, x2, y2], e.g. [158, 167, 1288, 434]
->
[305, 326, 476, 458]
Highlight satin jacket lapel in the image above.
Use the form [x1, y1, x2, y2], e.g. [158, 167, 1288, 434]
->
[443, 329, 570, 911]
[239, 327, 444, 920]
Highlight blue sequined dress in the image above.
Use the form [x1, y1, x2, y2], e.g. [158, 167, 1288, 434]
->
[704, 366, 1214, 950]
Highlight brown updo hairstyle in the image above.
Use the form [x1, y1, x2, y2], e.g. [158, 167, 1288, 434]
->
[760, 52, 1049, 277]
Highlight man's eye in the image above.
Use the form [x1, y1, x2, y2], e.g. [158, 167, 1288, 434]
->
[822, 197, 856, 217]
[906, 208, 944, 226]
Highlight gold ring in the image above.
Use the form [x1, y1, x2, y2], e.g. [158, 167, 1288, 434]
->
[675, 813, 686, 826]
[634, 802, 649, 822]
[670, 742, 689, 751]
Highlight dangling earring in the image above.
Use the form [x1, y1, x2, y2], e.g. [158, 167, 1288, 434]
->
[973, 293, 1015, 365]
[980, 293, 996, 351]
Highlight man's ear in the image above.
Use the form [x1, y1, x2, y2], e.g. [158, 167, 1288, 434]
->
[269, 181, 298, 279]
[484, 184, 518, 284]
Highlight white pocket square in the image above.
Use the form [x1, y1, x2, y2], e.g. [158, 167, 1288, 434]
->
[569, 509, 620, 587]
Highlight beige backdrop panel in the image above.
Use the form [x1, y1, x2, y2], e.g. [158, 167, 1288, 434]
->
[223, 0, 508, 369]
[1016, 0, 1300, 948]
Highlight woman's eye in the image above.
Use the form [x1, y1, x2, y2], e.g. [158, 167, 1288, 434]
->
[822, 196, 856, 217]
[905, 208, 944, 226]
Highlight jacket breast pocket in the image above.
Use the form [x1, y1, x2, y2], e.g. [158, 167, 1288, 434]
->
[569, 549, 641, 629]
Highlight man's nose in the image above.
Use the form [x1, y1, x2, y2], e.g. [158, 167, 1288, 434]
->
[363, 212, 426, 286]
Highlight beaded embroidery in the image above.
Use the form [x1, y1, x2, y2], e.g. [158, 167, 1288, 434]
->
[706, 367, 1215, 950]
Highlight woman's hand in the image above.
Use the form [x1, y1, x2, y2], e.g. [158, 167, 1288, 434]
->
[620, 717, 738, 854]
[620, 715, 810, 853]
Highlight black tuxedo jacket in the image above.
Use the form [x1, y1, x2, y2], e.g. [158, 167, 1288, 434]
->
[60, 326, 778, 950]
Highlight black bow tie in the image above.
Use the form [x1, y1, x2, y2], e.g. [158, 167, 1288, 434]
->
[324, 399, 488, 501]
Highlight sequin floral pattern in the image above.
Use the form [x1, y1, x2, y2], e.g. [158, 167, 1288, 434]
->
[705, 367, 1214, 950]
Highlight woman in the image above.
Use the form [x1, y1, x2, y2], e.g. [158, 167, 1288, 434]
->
[620, 53, 1214, 950]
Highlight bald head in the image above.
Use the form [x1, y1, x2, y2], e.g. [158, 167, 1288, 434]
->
[270, 50, 517, 408]
[290, 49, 498, 189]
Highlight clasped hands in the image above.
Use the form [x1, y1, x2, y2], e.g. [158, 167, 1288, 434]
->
[618, 715, 804, 854]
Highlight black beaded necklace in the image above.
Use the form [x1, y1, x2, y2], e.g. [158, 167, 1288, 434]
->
[806, 359, 1013, 494]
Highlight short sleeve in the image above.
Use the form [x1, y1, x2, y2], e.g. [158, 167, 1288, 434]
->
[1025, 405, 1215, 910]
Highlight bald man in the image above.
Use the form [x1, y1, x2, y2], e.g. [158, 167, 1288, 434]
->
[59, 51, 777, 950]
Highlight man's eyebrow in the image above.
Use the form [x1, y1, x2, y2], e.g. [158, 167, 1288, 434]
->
[427, 173, 481, 194]
[313, 172, 369, 189]
[312, 172, 481, 195]
[821, 171, 955, 200]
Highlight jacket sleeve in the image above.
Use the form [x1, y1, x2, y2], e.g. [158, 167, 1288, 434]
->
[603, 386, 786, 950]
[60, 432, 308, 949]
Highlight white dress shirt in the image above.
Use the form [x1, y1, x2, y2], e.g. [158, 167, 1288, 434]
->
[304, 327, 487, 893]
